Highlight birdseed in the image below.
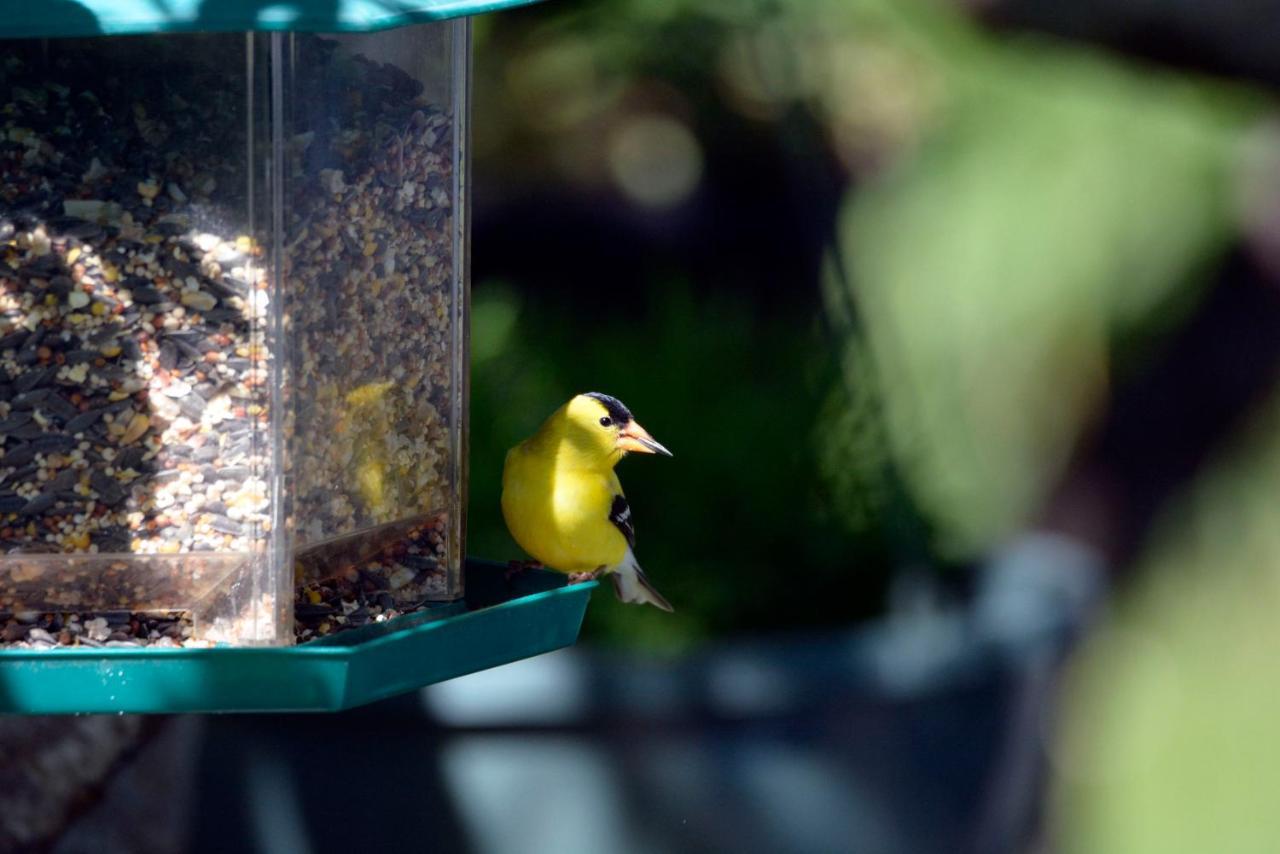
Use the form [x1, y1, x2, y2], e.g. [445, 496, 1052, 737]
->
[0, 33, 457, 646]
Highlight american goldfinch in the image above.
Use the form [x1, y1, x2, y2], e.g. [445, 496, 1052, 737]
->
[502, 392, 674, 611]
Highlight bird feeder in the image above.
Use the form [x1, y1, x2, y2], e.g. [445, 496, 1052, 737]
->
[0, 0, 592, 712]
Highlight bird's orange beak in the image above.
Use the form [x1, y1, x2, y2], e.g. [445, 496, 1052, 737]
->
[617, 420, 672, 457]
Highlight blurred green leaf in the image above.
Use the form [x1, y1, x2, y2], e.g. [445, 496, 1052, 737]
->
[830, 23, 1263, 558]
[1051, 390, 1280, 853]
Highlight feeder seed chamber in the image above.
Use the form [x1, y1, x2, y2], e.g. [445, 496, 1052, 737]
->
[0, 0, 592, 714]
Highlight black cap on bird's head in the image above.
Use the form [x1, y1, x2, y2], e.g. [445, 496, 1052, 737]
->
[583, 392, 633, 425]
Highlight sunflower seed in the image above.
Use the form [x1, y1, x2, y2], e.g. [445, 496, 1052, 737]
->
[19, 493, 55, 516]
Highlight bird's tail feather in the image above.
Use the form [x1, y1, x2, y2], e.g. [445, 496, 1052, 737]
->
[611, 551, 673, 612]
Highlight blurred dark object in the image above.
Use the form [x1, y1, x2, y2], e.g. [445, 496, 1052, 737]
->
[176, 563, 1092, 854]
[49, 718, 198, 854]
[972, 0, 1280, 90]
[0, 714, 174, 852]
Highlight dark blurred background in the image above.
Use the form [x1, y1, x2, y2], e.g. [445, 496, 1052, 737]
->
[465, 0, 1280, 646]
[456, 1, 1280, 850]
[15, 0, 1280, 852]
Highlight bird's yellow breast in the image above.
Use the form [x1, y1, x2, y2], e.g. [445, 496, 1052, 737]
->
[501, 442, 628, 573]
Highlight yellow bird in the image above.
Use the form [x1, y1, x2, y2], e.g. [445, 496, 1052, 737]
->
[502, 392, 674, 611]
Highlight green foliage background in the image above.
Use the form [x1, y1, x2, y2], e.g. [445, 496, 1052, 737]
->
[458, 0, 1280, 847]
[464, 0, 1271, 650]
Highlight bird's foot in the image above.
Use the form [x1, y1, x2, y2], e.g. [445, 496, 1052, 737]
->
[567, 569, 601, 585]
[505, 559, 543, 581]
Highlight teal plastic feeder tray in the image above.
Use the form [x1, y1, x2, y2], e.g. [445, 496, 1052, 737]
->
[0, 561, 594, 714]
[0, 0, 580, 711]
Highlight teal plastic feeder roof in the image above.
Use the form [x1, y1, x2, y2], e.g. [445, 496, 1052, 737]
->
[0, 0, 575, 710]
[0, 1, 542, 38]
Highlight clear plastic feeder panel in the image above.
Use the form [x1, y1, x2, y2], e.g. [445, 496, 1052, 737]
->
[0, 24, 469, 646]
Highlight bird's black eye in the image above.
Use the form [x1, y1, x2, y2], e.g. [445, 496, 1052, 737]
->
[599, 416, 613, 427]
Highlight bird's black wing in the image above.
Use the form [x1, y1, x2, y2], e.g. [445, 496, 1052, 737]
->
[609, 493, 636, 549]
